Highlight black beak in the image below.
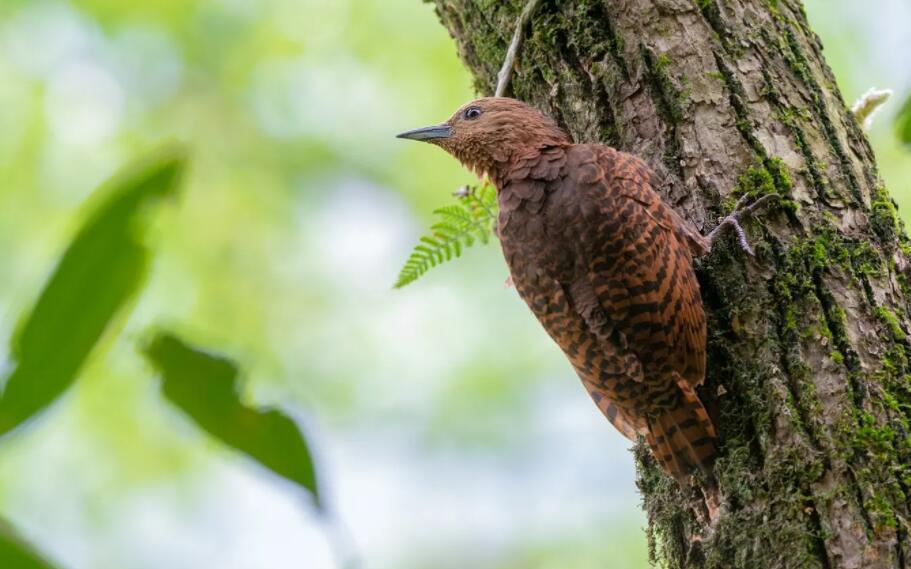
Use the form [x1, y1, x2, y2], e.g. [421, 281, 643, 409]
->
[396, 124, 452, 141]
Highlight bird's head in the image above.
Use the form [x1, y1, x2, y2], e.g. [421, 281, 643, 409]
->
[396, 97, 568, 179]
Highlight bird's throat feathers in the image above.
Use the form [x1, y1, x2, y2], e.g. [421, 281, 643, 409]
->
[451, 141, 568, 188]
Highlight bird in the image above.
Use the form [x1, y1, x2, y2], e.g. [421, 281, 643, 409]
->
[397, 97, 771, 509]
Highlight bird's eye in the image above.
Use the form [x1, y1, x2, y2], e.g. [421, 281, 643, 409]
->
[463, 107, 482, 120]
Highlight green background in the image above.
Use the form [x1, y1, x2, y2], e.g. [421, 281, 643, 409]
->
[0, 1, 908, 567]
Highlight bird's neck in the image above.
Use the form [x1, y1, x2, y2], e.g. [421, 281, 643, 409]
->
[489, 143, 567, 188]
[489, 161, 512, 189]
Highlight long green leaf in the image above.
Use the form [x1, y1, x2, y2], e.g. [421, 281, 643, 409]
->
[0, 518, 59, 569]
[0, 149, 186, 437]
[143, 332, 321, 509]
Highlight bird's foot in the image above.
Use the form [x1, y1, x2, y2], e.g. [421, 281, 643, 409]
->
[705, 194, 778, 256]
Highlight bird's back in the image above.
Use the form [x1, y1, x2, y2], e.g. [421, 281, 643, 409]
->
[498, 143, 716, 480]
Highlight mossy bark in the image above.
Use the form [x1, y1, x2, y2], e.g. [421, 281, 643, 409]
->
[429, 0, 911, 567]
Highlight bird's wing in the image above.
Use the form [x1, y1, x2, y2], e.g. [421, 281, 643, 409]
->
[562, 146, 716, 479]
[566, 146, 707, 391]
[643, 169, 710, 257]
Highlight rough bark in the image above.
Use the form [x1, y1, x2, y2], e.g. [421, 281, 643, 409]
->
[429, 0, 911, 567]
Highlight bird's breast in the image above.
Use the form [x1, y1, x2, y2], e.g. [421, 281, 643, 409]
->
[498, 192, 578, 287]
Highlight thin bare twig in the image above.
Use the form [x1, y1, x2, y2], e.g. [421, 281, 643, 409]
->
[495, 0, 542, 97]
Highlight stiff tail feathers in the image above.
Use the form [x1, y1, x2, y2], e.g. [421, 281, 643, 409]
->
[646, 381, 717, 483]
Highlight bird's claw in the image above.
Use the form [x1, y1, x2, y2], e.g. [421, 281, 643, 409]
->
[706, 194, 779, 256]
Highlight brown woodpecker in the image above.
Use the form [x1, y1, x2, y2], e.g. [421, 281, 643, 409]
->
[398, 97, 769, 500]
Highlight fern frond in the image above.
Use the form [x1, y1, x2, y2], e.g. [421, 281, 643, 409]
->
[393, 183, 499, 288]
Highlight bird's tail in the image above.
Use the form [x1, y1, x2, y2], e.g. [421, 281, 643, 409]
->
[646, 381, 717, 482]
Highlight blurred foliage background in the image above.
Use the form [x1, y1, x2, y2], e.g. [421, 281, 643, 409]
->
[0, 1, 908, 568]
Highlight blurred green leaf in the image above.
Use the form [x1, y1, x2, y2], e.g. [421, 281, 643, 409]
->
[143, 332, 321, 508]
[0, 149, 186, 437]
[0, 518, 59, 569]
[897, 93, 911, 145]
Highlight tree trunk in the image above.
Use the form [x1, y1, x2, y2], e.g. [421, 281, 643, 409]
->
[429, 0, 911, 567]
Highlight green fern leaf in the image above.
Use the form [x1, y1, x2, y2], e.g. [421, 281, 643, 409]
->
[393, 183, 499, 288]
